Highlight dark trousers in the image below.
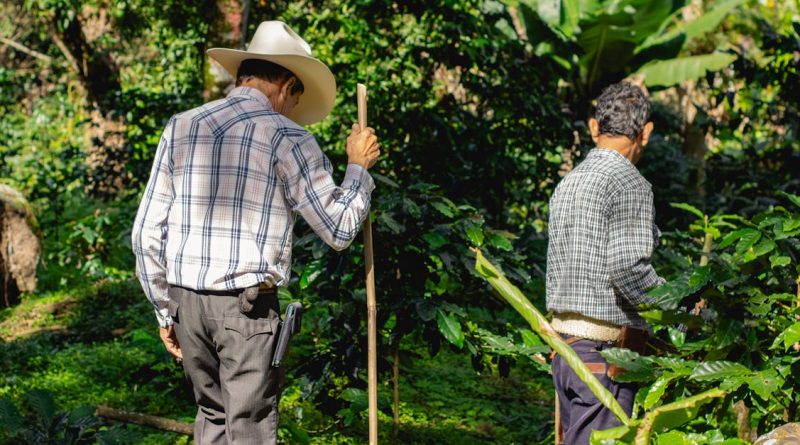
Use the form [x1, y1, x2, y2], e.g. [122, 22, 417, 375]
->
[168, 286, 282, 445]
[552, 337, 635, 445]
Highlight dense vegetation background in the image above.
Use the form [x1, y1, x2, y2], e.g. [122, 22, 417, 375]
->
[0, 0, 798, 443]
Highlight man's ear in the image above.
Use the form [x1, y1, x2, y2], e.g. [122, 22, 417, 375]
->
[589, 118, 600, 144]
[282, 76, 296, 96]
[640, 121, 654, 146]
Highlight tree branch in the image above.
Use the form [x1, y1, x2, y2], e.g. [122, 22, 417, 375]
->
[95, 405, 194, 436]
[0, 37, 52, 63]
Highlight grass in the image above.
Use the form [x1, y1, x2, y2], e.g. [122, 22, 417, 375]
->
[0, 279, 554, 444]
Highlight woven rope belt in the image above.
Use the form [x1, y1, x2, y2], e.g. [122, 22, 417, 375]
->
[550, 312, 622, 342]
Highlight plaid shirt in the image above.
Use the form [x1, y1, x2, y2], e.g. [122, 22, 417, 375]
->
[546, 148, 664, 327]
[132, 87, 374, 327]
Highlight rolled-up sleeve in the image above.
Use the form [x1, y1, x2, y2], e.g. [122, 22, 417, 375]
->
[131, 119, 175, 327]
[607, 188, 664, 306]
[277, 133, 374, 251]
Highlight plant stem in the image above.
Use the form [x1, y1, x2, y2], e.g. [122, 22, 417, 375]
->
[393, 343, 400, 440]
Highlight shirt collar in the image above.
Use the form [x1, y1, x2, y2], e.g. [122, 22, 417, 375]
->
[227, 86, 273, 110]
[591, 147, 635, 168]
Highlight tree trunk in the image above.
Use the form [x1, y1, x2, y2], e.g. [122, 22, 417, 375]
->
[47, 8, 130, 196]
[677, 82, 709, 209]
[0, 185, 40, 308]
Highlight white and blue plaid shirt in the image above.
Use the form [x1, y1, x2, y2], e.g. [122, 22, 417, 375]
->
[132, 87, 374, 326]
[546, 148, 664, 327]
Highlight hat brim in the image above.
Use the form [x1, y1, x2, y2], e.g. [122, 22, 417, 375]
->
[207, 48, 336, 126]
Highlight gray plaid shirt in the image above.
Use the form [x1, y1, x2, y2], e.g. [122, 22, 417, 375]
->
[546, 148, 664, 327]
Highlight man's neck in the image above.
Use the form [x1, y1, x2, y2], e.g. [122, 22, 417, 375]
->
[596, 135, 638, 164]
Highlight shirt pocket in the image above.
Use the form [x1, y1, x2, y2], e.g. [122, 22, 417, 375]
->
[223, 313, 277, 341]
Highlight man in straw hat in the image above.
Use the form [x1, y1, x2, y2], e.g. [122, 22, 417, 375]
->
[132, 21, 380, 444]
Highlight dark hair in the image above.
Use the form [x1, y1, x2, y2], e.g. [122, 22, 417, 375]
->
[235, 59, 305, 95]
[594, 82, 651, 140]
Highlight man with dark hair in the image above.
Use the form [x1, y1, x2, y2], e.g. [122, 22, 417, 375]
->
[132, 21, 379, 444]
[546, 82, 664, 444]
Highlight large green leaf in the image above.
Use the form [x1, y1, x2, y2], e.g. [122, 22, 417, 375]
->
[656, 430, 693, 445]
[774, 321, 800, 351]
[600, 348, 657, 382]
[436, 310, 464, 348]
[640, 309, 703, 329]
[647, 266, 709, 310]
[779, 191, 800, 209]
[634, 388, 727, 445]
[638, 0, 744, 52]
[0, 397, 25, 434]
[636, 53, 737, 87]
[474, 249, 633, 425]
[689, 361, 752, 381]
[643, 374, 673, 410]
[591, 423, 637, 444]
[746, 369, 782, 400]
[26, 389, 56, 429]
[560, 0, 580, 37]
[670, 202, 704, 219]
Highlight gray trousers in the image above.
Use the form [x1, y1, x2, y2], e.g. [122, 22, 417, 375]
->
[552, 337, 635, 445]
[168, 286, 282, 445]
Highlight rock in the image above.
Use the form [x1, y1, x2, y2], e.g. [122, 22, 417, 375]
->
[0, 184, 40, 307]
[755, 423, 800, 445]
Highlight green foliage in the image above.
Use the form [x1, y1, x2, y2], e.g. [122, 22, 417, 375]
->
[509, 0, 743, 100]
[635, 53, 738, 87]
[473, 248, 745, 444]
[602, 193, 800, 440]
[0, 389, 138, 445]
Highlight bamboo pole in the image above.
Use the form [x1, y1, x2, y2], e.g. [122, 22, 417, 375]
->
[358, 83, 379, 445]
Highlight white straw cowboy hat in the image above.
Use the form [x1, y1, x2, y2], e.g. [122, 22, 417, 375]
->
[207, 21, 336, 126]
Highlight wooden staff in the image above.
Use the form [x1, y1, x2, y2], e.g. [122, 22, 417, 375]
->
[358, 83, 379, 445]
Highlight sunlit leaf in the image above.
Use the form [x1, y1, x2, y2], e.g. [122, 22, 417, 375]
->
[488, 232, 513, 251]
[769, 254, 791, 268]
[465, 226, 484, 246]
[436, 310, 464, 348]
[637, 53, 737, 87]
[778, 191, 800, 209]
[774, 321, 800, 351]
[644, 374, 673, 410]
[599, 348, 656, 382]
[637, 388, 727, 442]
[656, 430, 692, 445]
[670, 202, 704, 219]
[640, 310, 703, 329]
[734, 229, 761, 255]
[746, 369, 781, 400]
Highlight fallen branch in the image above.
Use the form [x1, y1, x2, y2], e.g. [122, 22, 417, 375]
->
[95, 405, 193, 436]
[0, 37, 53, 63]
